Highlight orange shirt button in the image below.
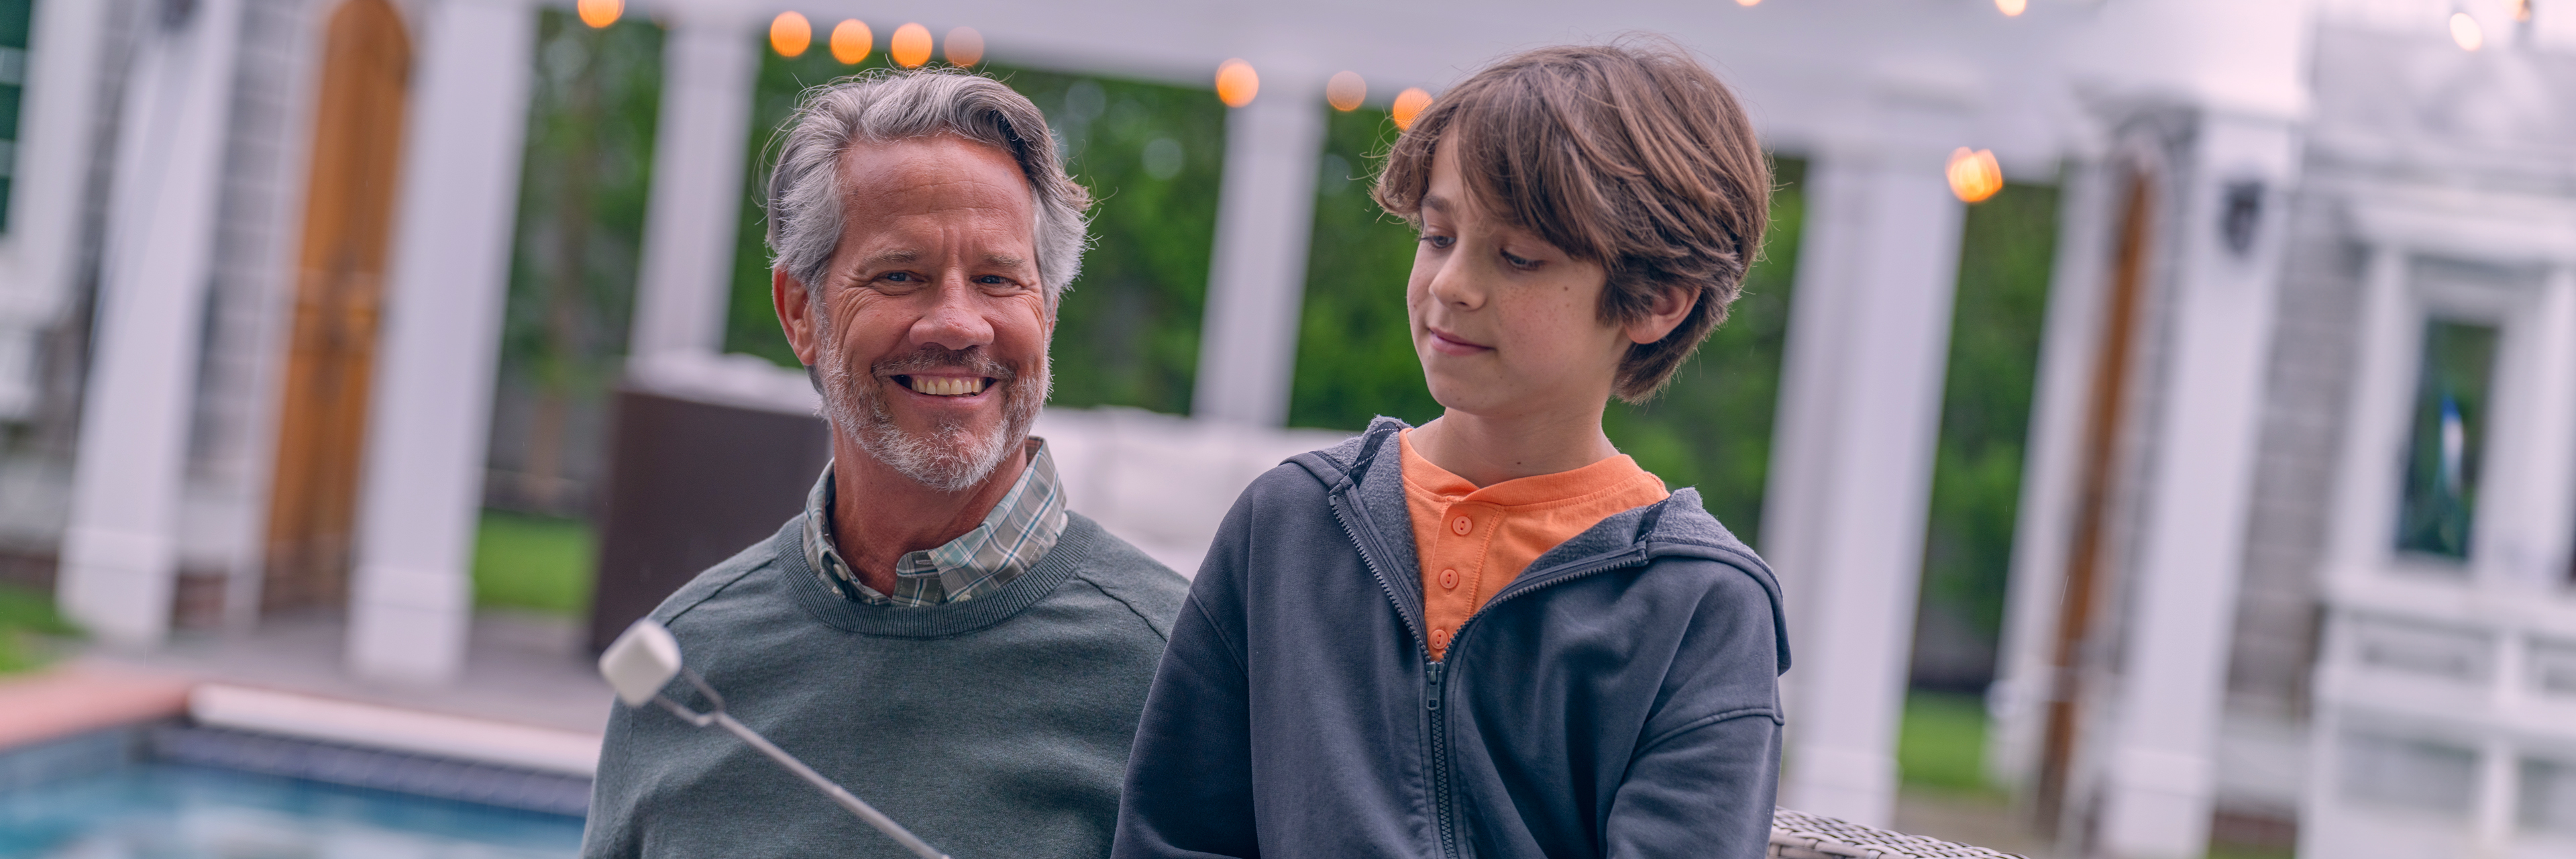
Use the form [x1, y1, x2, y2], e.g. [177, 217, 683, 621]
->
[1430, 627, 1450, 648]
[1450, 515, 1472, 536]
[1440, 568, 1458, 589]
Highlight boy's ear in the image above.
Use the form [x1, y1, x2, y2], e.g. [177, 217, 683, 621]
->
[1623, 281, 1698, 346]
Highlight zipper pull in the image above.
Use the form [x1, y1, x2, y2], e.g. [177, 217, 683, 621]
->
[1426, 662, 1444, 711]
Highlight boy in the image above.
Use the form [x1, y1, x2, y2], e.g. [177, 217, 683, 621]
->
[1112, 42, 1788, 859]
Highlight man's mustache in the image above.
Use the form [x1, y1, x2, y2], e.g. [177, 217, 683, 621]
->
[869, 346, 1020, 383]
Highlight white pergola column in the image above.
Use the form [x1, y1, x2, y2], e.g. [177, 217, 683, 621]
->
[1191, 74, 1323, 426]
[56, 0, 246, 648]
[2094, 113, 2296, 859]
[345, 0, 535, 685]
[629, 11, 755, 362]
[1770, 123, 1970, 826]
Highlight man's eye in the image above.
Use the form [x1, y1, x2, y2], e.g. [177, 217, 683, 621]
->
[881, 272, 915, 283]
[975, 275, 1008, 286]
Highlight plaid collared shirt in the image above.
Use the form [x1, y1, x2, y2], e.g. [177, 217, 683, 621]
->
[803, 439, 1069, 607]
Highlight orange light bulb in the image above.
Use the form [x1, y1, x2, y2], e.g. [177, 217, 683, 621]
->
[1326, 71, 1366, 111]
[890, 23, 932, 68]
[944, 26, 984, 66]
[1216, 59, 1258, 108]
[577, 0, 621, 28]
[1391, 87, 1432, 130]
[828, 19, 871, 64]
[1946, 148, 2003, 203]
[770, 12, 812, 58]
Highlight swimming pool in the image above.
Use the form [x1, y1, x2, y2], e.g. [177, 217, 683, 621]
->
[0, 764, 584, 858]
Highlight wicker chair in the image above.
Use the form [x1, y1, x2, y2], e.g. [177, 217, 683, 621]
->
[1770, 809, 2025, 859]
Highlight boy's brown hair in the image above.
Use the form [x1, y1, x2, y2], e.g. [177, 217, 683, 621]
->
[1374, 40, 1770, 403]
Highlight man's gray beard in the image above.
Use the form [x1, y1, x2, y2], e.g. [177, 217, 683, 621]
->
[815, 334, 1048, 494]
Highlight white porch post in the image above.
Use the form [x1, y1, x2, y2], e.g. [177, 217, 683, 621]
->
[346, 0, 535, 685]
[1770, 117, 1970, 826]
[2094, 113, 2296, 859]
[1191, 73, 1323, 426]
[629, 11, 755, 362]
[56, 0, 246, 648]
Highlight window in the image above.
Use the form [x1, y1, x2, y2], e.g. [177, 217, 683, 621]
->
[0, 0, 30, 232]
[2394, 319, 2498, 561]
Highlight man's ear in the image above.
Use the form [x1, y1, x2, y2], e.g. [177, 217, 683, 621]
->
[774, 269, 823, 366]
[1623, 281, 1698, 346]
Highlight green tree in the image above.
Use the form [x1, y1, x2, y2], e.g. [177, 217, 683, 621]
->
[1917, 181, 2061, 684]
[498, 11, 660, 511]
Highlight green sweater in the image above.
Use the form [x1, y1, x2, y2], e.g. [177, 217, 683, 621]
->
[582, 512, 1188, 859]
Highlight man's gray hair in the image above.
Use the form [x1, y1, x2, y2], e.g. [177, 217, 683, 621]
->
[765, 68, 1092, 300]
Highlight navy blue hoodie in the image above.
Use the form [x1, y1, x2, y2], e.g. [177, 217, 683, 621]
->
[1113, 418, 1790, 859]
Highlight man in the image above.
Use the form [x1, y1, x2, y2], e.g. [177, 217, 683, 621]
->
[584, 69, 1188, 859]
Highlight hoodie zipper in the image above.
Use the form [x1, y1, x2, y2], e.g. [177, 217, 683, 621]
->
[1328, 456, 1681, 859]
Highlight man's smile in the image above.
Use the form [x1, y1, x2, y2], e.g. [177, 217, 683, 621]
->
[891, 374, 996, 397]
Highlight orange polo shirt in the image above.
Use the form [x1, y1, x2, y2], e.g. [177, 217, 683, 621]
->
[1399, 429, 1670, 661]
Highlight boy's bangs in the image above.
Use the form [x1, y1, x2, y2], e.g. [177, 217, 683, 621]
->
[1437, 89, 1621, 269]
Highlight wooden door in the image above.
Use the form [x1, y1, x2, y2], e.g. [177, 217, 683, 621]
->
[263, 0, 409, 613]
[2033, 169, 2155, 832]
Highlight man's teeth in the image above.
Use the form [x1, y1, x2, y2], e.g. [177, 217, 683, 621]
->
[906, 376, 990, 396]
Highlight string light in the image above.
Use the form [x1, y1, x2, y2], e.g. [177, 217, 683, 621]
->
[1216, 59, 1258, 108]
[890, 23, 932, 68]
[1947, 148, 2002, 203]
[1735, 0, 1759, 6]
[2510, 0, 2533, 23]
[577, 0, 621, 28]
[1996, 0, 2027, 16]
[830, 19, 871, 64]
[1326, 72, 1366, 111]
[945, 27, 985, 66]
[770, 12, 812, 58]
[2450, 11, 2483, 51]
[1391, 88, 1432, 130]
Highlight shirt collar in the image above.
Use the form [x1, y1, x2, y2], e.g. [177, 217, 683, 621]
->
[803, 438, 1069, 607]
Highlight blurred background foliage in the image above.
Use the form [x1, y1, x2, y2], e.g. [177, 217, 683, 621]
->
[490, 9, 659, 517]
[1914, 181, 2059, 691]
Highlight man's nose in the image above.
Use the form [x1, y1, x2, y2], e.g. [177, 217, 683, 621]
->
[909, 276, 996, 351]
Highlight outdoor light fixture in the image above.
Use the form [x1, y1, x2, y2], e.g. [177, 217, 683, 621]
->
[600, 619, 951, 859]
[1996, 0, 2027, 17]
[1946, 148, 2003, 203]
[2512, 0, 2533, 23]
[771, 12, 812, 58]
[831, 19, 872, 65]
[1328, 72, 1367, 111]
[1391, 87, 1432, 130]
[1216, 60, 1260, 107]
[1736, 0, 1760, 7]
[945, 28, 985, 66]
[576, 0, 621, 29]
[891, 23, 933, 68]
[2451, 11, 2484, 51]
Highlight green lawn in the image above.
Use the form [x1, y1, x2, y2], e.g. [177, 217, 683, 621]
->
[1898, 691, 1997, 796]
[0, 583, 74, 673]
[472, 510, 594, 616]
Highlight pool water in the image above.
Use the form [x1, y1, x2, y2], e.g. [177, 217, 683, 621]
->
[0, 764, 583, 858]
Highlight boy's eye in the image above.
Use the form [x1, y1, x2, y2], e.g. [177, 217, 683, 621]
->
[1501, 251, 1535, 268]
[1420, 234, 1455, 250]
